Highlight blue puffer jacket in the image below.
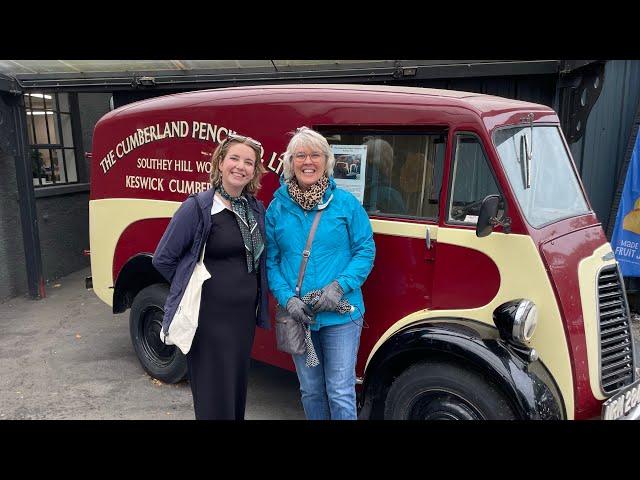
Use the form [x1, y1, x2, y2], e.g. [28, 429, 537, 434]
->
[266, 176, 375, 330]
[152, 188, 270, 335]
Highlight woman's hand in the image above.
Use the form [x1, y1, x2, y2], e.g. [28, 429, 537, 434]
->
[286, 297, 315, 324]
[312, 280, 343, 312]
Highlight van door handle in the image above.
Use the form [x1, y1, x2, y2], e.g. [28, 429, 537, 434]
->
[425, 227, 431, 250]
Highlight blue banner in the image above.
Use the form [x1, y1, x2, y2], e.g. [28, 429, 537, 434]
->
[612, 132, 640, 276]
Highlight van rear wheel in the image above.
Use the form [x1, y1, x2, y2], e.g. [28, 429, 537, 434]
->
[129, 284, 187, 384]
[384, 360, 518, 420]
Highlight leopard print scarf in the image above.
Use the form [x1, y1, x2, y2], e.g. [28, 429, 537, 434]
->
[287, 174, 329, 211]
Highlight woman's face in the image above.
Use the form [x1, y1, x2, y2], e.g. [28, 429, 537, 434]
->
[219, 143, 257, 194]
[292, 144, 326, 190]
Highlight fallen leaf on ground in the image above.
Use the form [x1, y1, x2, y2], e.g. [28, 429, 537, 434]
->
[151, 379, 163, 386]
[75, 334, 82, 339]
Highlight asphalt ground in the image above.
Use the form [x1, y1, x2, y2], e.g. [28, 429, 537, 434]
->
[1, 267, 639, 420]
[0, 267, 305, 420]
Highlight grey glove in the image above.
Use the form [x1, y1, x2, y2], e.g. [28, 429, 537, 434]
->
[312, 280, 344, 312]
[286, 296, 315, 325]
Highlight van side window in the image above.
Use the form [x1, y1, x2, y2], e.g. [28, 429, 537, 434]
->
[321, 131, 446, 220]
[448, 134, 501, 224]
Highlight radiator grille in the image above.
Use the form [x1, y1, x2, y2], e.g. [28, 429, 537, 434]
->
[598, 265, 635, 394]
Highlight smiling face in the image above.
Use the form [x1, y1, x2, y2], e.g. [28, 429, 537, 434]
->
[292, 146, 327, 190]
[219, 143, 257, 196]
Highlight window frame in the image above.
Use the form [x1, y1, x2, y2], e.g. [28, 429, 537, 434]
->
[316, 126, 448, 222]
[23, 91, 81, 188]
[445, 131, 505, 227]
[491, 123, 592, 230]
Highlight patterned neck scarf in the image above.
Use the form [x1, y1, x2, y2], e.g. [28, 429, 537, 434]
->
[216, 184, 264, 273]
[287, 174, 329, 211]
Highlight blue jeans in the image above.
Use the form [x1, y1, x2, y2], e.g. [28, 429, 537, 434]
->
[292, 320, 363, 420]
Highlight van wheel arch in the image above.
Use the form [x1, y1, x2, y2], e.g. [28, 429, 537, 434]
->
[383, 357, 518, 420]
[113, 254, 166, 314]
[360, 349, 521, 420]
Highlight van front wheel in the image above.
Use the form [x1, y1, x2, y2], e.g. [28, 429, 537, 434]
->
[129, 284, 187, 384]
[384, 360, 518, 420]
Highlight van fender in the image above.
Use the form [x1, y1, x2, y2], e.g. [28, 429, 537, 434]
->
[113, 253, 167, 313]
[359, 318, 565, 420]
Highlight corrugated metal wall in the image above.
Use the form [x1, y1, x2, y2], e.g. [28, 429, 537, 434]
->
[569, 60, 640, 234]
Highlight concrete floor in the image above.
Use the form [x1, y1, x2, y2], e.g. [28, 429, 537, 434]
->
[0, 268, 305, 420]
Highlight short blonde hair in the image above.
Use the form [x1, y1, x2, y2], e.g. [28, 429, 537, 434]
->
[281, 126, 335, 180]
[209, 135, 266, 194]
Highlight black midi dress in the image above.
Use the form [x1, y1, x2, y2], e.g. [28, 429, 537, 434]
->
[186, 207, 258, 420]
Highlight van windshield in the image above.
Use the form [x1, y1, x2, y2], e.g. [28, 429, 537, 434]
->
[493, 125, 590, 228]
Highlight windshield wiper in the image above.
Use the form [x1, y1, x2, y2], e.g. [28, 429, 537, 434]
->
[520, 135, 531, 188]
[519, 114, 534, 189]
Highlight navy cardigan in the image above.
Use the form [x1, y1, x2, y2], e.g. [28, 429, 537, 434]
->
[152, 188, 271, 335]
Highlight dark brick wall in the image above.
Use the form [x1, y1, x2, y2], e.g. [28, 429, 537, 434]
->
[0, 150, 28, 301]
[0, 90, 28, 301]
[35, 192, 90, 283]
[0, 93, 110, 301]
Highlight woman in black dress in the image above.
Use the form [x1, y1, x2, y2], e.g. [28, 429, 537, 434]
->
[155, 133, 269, 420]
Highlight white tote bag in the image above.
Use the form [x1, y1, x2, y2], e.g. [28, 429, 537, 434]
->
[159, 241, 211, 355]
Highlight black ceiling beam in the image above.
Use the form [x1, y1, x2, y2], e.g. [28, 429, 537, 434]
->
[0, 74, 21, 94]
[560, 60, 601, 74]
[7, 60, 562, 92]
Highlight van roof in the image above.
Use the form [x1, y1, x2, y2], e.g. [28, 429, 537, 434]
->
[108, 83, 554, 119]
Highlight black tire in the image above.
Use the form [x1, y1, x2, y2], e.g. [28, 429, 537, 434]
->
[384, 360, 518, 420]
[129, 283, 187, 384]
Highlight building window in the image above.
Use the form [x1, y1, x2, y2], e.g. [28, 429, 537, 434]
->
[23, 92, 78, 186]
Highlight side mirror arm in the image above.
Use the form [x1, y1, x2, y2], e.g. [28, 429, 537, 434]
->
[490, 215, 512, 234]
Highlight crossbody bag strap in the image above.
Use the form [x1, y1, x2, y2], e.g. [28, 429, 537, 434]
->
[295, 210, 324, 297]
[192, 192, 207, 264]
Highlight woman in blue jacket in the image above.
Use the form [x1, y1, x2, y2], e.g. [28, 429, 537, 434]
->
[266, 127, 375, 420]
[153, 133, 269, 420]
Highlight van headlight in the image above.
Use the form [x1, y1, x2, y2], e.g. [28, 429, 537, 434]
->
[493, 299, 538, 345]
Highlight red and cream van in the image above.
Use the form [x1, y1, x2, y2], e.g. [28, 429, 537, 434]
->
[88, 84, 639, 420]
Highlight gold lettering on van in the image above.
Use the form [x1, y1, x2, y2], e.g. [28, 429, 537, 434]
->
[99, 121, 283, 183]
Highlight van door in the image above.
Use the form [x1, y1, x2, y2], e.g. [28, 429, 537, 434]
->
[433, 132, 503, 309]
[318, 128, 446, 371]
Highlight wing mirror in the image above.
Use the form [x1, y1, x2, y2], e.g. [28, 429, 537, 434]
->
[476, 194, 511, 237]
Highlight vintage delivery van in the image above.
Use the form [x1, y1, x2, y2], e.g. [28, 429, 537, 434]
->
[88, 84, 640, 420]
